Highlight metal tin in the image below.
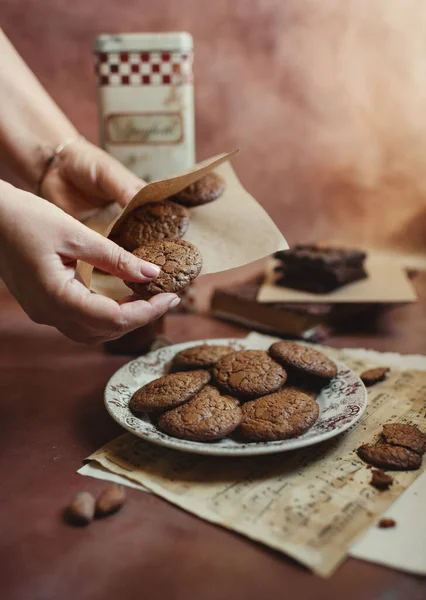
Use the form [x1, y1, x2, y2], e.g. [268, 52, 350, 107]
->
[95, 32, 195, 181]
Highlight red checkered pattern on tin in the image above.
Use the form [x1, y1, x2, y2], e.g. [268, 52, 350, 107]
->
[95, 51, 193, 86]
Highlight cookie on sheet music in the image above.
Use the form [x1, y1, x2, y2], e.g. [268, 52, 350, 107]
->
[381, 423, 426, 456]
[357, 443, 422, 471]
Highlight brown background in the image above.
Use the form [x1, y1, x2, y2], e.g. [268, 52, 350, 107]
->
[2, 0, 426, 253]
[2, 3, 426, 597]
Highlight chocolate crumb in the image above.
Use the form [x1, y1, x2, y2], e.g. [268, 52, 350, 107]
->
[378, 518, 396, 529]
[370, 469, 393, 490]
[361, 367, 390, 386]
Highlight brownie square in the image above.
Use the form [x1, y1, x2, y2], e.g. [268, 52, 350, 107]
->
[274, 245, 367, 293]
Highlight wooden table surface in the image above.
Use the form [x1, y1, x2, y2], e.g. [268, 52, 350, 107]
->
[1, 273, 426, 600]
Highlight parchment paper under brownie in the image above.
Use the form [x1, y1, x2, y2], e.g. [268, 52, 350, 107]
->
[125, 239, 203, 298]
[130, 370, 211, 413]
[158, 386, 242, 442]
[213, 349, 287, 400]
[274, 244, 367, 293]
[110, 201, 189, 251]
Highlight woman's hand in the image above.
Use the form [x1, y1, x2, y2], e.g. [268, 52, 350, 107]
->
[40, 138, 144, 221]
[0, 181, 180, 344]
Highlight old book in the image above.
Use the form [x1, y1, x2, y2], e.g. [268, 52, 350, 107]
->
[211, 279, 375, 341]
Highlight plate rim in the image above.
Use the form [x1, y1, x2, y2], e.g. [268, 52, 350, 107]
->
[104, 337, 368, 456]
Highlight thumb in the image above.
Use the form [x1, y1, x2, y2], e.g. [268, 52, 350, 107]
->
[63, 222, 160, 281]
[97, 152, 147, 207]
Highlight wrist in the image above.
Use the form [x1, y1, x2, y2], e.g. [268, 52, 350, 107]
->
[37, 134, 85, 197]
[33, 125, 80, 185]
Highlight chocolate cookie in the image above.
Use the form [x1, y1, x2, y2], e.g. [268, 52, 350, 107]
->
[158, 386, 242, 442]
[111, 201, 189, 251]
[130, 370, 210, 414]
[361, 367, 390, 386]
[171, 172, 225, 207]
[239, 388, 319, 441]
[268, 341, 337, 380]
[213, 349, 287, 400]
[357, 443, 422, 471]
[284, 385, 319, 401]
[382, 423, 426, 455]
[125, 239, 203, 298]
[172, 344, 232, 371]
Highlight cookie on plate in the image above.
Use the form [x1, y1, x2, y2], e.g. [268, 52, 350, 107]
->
[130, 370, 210, 414]
[238, 388, 319, 442]
[357, 443, 422, 471]
[111, 201, 189, 251]
[268, 341, 337, 381]
[171, 172, 225, 207]
[125, 239, 203, 298]
[172, 344, 232, 371]
[284, 384, 319, 401]
[213, 349, 287, 401]
[158, 386, 242, 442]
[382, 423, 426, 456]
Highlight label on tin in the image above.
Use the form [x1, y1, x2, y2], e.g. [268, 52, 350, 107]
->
[106, 112, 183, 144]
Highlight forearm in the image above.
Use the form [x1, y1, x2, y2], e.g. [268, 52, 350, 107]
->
[0, 29, 78, 188]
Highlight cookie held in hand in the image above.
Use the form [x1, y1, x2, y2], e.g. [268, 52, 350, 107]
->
[239, 388, 319, 442]
[158, 386, 242, 442]
[110, 201, 189, 251]
[130, 370, 211, 414]
[125, 239, 203, 298]
[171, 172, 225, 207]
[213, 349, 287, 401]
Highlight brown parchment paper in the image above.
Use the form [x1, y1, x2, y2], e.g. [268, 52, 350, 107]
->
[257, 254, 417, 304]
[84, 332, 426, 577]
[77, 151, 288, 298]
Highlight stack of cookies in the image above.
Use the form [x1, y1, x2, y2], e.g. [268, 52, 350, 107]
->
[108, 172, 225, 299]
[129, 341, 337, 443]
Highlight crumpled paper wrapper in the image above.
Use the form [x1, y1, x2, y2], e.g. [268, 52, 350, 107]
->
[77, 151, 288, 299]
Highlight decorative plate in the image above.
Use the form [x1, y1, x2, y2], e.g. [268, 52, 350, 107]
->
[104, 338, 367, 456]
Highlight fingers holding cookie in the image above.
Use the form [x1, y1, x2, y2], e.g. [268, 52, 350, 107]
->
[125, 239, 202, 299]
